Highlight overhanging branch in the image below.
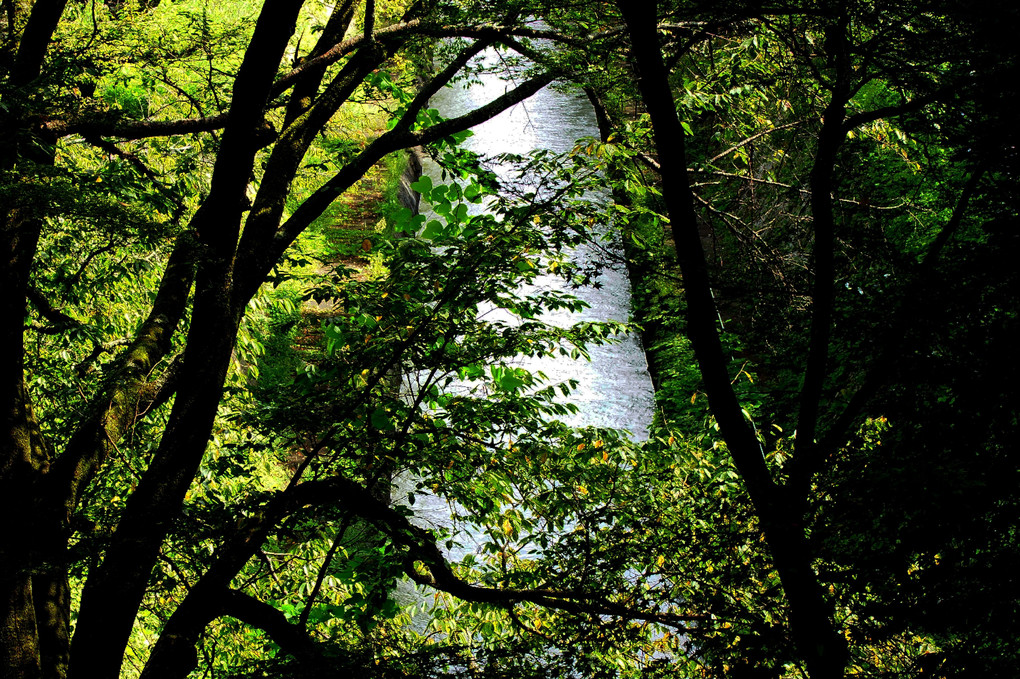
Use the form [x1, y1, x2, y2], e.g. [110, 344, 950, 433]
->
[240, 70, 556, 302]
[43, 114, 229, 141]
[295, 475, 707, 630]
[842, 91, 940, 132]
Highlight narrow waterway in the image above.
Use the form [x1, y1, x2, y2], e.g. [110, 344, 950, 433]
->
[428, 50, 655, 437]
[403, 48, 655, 551]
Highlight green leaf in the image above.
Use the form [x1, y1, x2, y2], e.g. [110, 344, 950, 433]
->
[410, 175, 433, 194]
[421, 220, 445, 239]
[370, 408, 394, 430]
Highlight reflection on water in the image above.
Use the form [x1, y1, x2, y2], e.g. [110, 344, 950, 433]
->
[425, 49, 655, 440]
[396, 45, 655, 556]
[392, 46, 658, 638]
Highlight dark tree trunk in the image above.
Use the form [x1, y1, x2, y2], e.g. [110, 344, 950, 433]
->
[616, 4, 850, 678]
[67, 2, 305, 676]
[0, 220, 44, 679]
[1, 0, 75, 673]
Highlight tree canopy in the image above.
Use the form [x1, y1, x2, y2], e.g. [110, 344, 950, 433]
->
[1, 1, 1016, 678]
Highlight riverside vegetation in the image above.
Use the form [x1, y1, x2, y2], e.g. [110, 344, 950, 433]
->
[1, 1, 1017, 678]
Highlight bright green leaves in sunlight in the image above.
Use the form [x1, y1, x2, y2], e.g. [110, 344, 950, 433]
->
[488, 365, 531, 393]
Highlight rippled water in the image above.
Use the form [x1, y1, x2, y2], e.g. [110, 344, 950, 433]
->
[388, 48, 660, 649]
[425, 50, 656, 439]
[392, 50, 655, 566]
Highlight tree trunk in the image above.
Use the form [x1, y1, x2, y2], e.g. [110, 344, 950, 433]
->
[616, 4, 849, 677]
[1, 0, 75, 671]
[67, 2, 305, 675]
[0, 195, 48, 679]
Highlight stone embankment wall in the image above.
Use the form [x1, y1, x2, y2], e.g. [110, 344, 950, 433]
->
[396, 147, 424, 216]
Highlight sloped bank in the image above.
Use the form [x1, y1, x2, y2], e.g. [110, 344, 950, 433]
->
[620, 211, 712, 433]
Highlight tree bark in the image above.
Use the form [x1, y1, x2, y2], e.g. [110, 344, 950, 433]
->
[32, 570, 68, 679]
[67, 2, 305, 676]
[0, 99, 43, 679]
[1, 0, 78, 670]
[792, 18, 852, 471]
[616, 4, 849, 677]
[0, 223, 47, 677]
[9, 0, 68, 87]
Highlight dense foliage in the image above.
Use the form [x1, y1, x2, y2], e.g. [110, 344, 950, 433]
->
[1, 1, 1015, 678]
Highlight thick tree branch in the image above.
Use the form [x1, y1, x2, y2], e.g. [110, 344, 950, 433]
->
[136, 471, 372, 679]
[139, 588, 342, 679]
[364, 0, 375, 43]
[792, 20, 852, 468]
[142, 446, 709, 679]
[617, 2, 772, 510]
[917, 166, 986, 271]
[842, 91, 940, 132]
[296, 476, 707, 630]
[236, 70, 556, 303]
[271, 18, 424, 95]
[403, 558, 703, 630]
[137, 486, 315, 679]
[282, 0, 359, 128]
[235, 30, 393, 280]
[390, 38, 496, 137]
[69, 2, 310, 673]
[403, 73, 555, 147]
[218, 591, 337, 669]
[46, 235, 195, 513]
[272, 21, 587, 97]
[43, 114, 229, 142]
[40, 22, 571, 145]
